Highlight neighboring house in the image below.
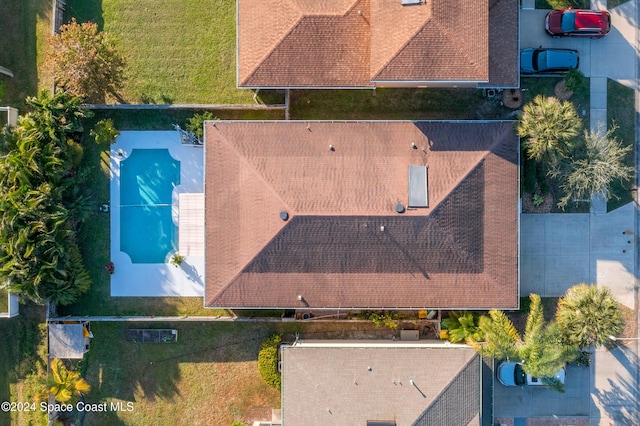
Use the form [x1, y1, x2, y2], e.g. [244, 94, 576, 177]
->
[204, 120, 519, 310]
[237, 0, 518, 89]
[281, 341, 493, 426]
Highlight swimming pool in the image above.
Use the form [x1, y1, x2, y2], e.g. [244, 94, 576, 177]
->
[120, 149, 180, 263]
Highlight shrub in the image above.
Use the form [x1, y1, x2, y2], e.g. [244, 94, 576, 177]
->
[441, 311, 483, 343]
[522, 154, 537, 194]
[258, 334, 281, 390]
[564, 69, 586, 93]
[186, 111, 217, 139]
[90, 118, 119, 144]
[231, 422, 249, 426]
[546, 0, 570, 9]
[535, 162, 550, 194]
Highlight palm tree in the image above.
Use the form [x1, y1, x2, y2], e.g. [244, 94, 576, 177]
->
[442, 311, 483, 343]
[517, 95, 582, 164]
[473, 309, 520, 360]
[48, 359, 91, 403]
[557, 123, 633, 209]
[474, 294, 579, 392]
[556, 283, 624, 348]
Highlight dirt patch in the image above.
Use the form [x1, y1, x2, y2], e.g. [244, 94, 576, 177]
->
[554, 81, 573, 100]
[502, 89, 523, 109]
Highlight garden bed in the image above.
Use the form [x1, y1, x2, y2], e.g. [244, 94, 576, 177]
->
[126, 329, 178, 343]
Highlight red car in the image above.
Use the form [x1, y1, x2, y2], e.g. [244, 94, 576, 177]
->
[545, 8, 611, 37]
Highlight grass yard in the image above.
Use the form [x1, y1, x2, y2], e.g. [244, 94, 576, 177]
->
[606, 79, 636, 211]
[0, 0, 50, 107]
[65, 0, 258, 105]
[81, 322, 282, 425]
[0, 303, 48, 426]
[289, 88, 511, 120]
[0, 288, 8, 313]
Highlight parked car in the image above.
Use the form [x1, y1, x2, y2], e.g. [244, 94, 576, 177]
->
[520, 48, 579, 74]
[545, 8, 611, 37]
[497, 361, 566, 386]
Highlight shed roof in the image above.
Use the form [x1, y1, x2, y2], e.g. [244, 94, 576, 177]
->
[48, 323, 88, 359]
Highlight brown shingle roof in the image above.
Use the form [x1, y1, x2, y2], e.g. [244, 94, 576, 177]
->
[238, 0, 371, 87]
[482, 0, 519, 88]
[204, 121, 519, 309]
[371, 0, 488, 82]
[282, 343, 483, 426]
[237, 0, 513, 87]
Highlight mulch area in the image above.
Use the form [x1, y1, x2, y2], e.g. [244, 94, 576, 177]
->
[521, 191, 554, 213]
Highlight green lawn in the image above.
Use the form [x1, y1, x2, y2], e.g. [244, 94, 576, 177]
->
[0, 287, 8, 313]
[80, 321, 281, 425]
[289, 88, 511, 120]
[65, 0, 259, 104]
[606, 79, 636, 211]
[0, 304, 48, 426]
[0, 0, 50, 107]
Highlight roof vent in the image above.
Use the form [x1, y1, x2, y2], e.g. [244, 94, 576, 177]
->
[411, 143, 417, 149]
[395, 204, 405, 213]
[329, 144, 335, 151]
[280, 211, 289, 221]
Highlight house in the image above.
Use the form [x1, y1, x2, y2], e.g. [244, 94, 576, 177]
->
[204, 120, 519, 310]
[280, 341, 493, 426]
[237, 0, 518, 88]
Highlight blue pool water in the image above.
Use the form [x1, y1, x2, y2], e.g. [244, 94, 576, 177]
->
[120, 149, 180, 263]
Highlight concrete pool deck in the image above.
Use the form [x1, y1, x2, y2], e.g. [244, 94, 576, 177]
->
[110, 131, 205, 297]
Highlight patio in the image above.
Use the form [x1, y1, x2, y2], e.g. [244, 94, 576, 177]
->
[110, 131, 205, 297]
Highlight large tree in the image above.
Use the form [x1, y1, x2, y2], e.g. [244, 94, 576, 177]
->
[556, 283, 624, 348]
[557, 124, 633, 209]
[44, 18, 125, 103]
[473, 294, 578, 392]
[48, 358, 91, 403]
[0, 90, 93, 305]
[517, 95, 582, 164]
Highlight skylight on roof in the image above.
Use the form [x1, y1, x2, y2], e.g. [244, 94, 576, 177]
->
[408, 165, 428, 208]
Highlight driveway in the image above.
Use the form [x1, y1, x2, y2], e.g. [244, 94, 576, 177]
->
[520, 204, 636, 309]
[520, 6, 637, 84]
[494, 363, 591, 417]
[520, 9, 592, 76]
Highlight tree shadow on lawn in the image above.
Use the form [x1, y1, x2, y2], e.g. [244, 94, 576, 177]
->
[64, 0, 104, 30]
[0, 304, 47, 426]
[83, 322, 277, 403]
[0, 0, 50, 106]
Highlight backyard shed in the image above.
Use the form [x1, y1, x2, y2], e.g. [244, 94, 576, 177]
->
[48, 322, 92, 359]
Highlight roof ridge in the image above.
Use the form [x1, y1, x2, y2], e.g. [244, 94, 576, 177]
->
[212, 125, 293, 213]
[242, 0, 363, 86]
[431, 20, 485, 77]
[239, 4, 304, 86]
[370, 15, 433, 79]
